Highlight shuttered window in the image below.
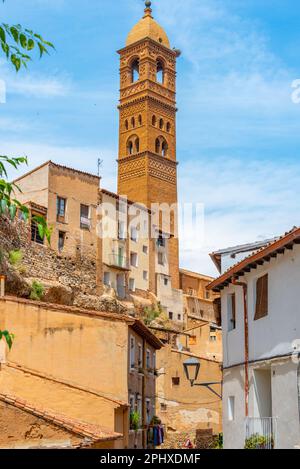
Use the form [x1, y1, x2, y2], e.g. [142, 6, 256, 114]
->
[255, 274, 268, 320]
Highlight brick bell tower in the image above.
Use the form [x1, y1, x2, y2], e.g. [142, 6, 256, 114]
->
[117, 1, 180, 289]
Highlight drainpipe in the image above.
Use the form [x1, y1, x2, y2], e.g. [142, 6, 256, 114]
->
[232, 278, 249, 418]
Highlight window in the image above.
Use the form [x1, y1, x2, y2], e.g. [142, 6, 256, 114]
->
[138, 115, 142, 126]
[156, 59, 164, 84]
[153, 352, 156, 371]
[169, 312, 173, 320]
[158, 252, 164, 266]
[57, 197, 66, 221]
[164, 277, 168, 286]
[130, 336, 135, 371]
[146, 349, 151, 369]
[104, 272, 110, 286]
[200, 309, 204, 317]
[58, 231, 66, 252]
[255, 274, 268, 320]
[143, 245, 148, 255]
[125, 119, 129, 131]
[143, 271, 148, 281]
[130, 226, 138, 242]
[127, 135, 139, 155]
[131, 117, 135, 128]
[118, 221, 126, 240]
[138, 344, 143, 367]
[129, 395, 135, 416]
[137, 396, 142, 424]
[80, 204, 90, 230]
[172, 377, 180, 386]
[129, 278, 135, 292]
[228, 293, 236, 331]
[205, 291, 210, 300]
[146, 399, 151, 425]
[152, 115, 156, 126]
[177, 314, 182, 321]
[166, 122, 171, 133]
[160, 403, 167, 412]
[31, 218, 44, 245]
[210, 334, 217, 342]
[157, 235, 166, 248]
[131, 58, 139, 83]
[161, 140, 168, 157]
[130, 252, 138, 268]
[155, 138, 160, 154]
[228, 396, 235, 421]
[159, 118, 164, 130]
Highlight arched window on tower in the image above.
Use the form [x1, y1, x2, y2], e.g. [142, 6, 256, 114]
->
[155, 136, 168, 157]
[127, 140, 134, 155]
[131, 117, 135, 128]
[127, 135, 139, 156]
[157, 59, 165, 84]
[135, 137, 140, 153]
[161, 140, 168, 157]
[159, 118, 164, 130]
[138, 115, 142, 126]
[152, 115, 157, 127]
[125, 120, 129, 131]
[131, 58, 140, 83]
[166, 122, 171, 133]
[155, 138, 161, 154]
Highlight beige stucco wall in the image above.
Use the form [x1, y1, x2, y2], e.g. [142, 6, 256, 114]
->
[14, 164, 50, 209]
[0, 298, 129, 403]
[0, 365, 118, 430]
[156, 346, 222, 435]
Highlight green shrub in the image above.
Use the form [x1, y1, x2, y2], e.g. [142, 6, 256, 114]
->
[30, 281, 44, 301]
[143, 303, 163, 326]
[213, 433, 223, 449]
[245, 433, 273, 449]
[8, 249, 23, 266]
[130, 411, 141, 431]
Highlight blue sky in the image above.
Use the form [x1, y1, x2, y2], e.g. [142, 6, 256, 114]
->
[1, 0, 300, 275]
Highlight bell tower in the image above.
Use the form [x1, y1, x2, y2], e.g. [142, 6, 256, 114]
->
[117, 1, 180, 289]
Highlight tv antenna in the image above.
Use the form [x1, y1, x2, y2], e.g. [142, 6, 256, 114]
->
[97, 158, 103, 177]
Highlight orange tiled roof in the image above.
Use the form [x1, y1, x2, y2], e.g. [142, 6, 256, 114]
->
[208, 227, 300, 292]
[0, 392, 122, 442]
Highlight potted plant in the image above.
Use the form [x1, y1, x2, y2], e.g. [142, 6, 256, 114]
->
[130, 411, 141, 431]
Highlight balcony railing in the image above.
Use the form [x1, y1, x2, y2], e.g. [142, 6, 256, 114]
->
[80, 216, 91, 230]
[108, 254, 130, 270]
[245, 417, 277, 449]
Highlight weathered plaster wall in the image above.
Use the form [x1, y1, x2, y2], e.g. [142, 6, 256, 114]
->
[0, 298, 129, 403]
[0, 400, 81, 449]
[156, 346, 222, 435]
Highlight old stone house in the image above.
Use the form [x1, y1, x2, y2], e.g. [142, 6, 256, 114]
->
[0, 296, 162, 449]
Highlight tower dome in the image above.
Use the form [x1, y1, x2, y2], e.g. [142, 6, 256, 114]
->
[126, 1, 170, 48]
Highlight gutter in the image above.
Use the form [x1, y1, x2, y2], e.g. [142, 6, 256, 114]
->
[232, 278, 249, 418]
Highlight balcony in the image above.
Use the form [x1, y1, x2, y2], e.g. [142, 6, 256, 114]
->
[245, 417, 277, 449]
[107, 254, 130, 271]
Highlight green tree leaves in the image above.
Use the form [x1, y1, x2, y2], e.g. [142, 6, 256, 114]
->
[0, 23, 55, 71]
[0, 2, 55, 71]
[0, 330, 15, 350]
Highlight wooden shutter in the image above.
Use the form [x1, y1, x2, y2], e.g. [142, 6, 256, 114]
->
[255, 274, 268, 320]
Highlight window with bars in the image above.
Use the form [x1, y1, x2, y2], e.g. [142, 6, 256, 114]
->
[254, 274, 268, 320]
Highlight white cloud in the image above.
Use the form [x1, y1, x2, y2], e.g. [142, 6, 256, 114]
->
[179, 156, 300, 276]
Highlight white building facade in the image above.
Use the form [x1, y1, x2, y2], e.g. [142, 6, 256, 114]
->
[209, 228, 300, 449]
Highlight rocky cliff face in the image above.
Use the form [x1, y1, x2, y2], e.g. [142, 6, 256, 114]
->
[0, 216, 127, 314]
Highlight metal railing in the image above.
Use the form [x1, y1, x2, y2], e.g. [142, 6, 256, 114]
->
[245, 417, 277, 449]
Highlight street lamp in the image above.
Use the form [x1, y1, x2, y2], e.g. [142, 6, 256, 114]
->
[183, 357, 222, 399]
[183, 357, 201, 386]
